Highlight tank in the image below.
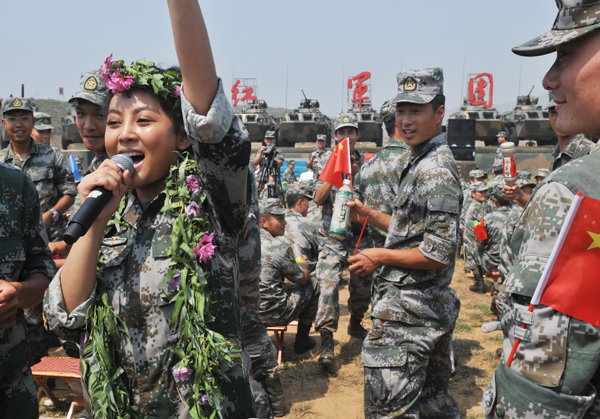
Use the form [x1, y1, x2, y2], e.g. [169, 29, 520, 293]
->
[501, 90, 556, 147]
[235, 99, 279, 142]
[446, 98, 503, 146]
[278, 92, 331, 148]
[348, 99, 383, 147]
[61, 106, 83, 150]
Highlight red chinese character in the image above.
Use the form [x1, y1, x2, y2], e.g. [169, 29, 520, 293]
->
[349, 71, 371, 111]
[240, 87, 257, 103]
[231, 80, 241, 107]
[468, 73, 494, 109]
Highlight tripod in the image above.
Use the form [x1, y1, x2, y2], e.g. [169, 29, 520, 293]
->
[256, 144, 285, 206]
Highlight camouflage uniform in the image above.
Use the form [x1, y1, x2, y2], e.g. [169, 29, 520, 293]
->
[0, 162, 55, 419]
[282, 166, 296, 185]
[47, 80, 256, 418]
[551, 134, 595, 172]
[478, 206, 511, 274]
[285, 209, 319, 273]
[464, 189, 493, 272]
[310, 148, 332, 180]
[498, 204, 523, 281]
[84, 150, 109, 176]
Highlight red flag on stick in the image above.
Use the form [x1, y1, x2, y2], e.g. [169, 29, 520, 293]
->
[474, 219, 488, 242]
[318, 138, 351, 189]
[364, 152, 374, 162]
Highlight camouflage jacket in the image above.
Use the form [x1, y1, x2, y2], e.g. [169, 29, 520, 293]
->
[84, 150, 108, 176]
[495, 145, 503, 163]
[310, 148, 332, 180]
[258, 228, 304, 323]
[498, 204, 523, 281]
[0, 141, 77, 241]
[0, 162, 54, 380]
[47, 80, 256, 418]
[354, 139, 410, 248]
[464, 200, 494, 244]
[551, 134, 595, 171]
[284, 210, 319, 272]
[479, 206, 511, 273]
[484, 153, 600, 419]
[282, 167, 296, 184]
[372, 133, 462, 327]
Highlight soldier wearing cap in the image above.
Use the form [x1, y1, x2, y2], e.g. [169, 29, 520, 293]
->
[476, 186, 511, 278]
[69, 71, 109, 174]
[313, 112, 371, 367]
[484, 2, 600, 418]
[31, 112, 53, 146]
[285, 183, 319, 276]
[282, 159, 297, 185]
[306, 134, 331, 180]
[347, 68, 461, 418]
[487, 164, 505, 189]
[494, 131, 508, 165]
[461, 169, 487, 253]
[253, 130, 285, 169]
[259, 198, 319, 356]
[464, 182, 494, 293]
[534, 168, 550, 184]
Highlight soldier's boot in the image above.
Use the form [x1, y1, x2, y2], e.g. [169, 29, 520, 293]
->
[318, 330, 334, 368]
[469, 270, 488, 294]
[347, 315, 368, 340]
[294, 323, 316, 354]
[264, 372, 289, 417]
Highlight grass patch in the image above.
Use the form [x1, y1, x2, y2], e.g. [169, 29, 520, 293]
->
[39, 398, 71, 418]
[291, 402, 314, 417]
[455, 318, 472, 333]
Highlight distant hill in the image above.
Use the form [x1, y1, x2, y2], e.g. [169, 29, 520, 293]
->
[30, 98, 71, 132]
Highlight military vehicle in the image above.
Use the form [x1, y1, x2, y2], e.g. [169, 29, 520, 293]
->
[278, 91, 331, 147]
[61, 106, 83, 150]
[500, 88, 556, 147]
[235, 99, 279, 142]
[348, 99, 383, 146]
[446, 98, 503, 146]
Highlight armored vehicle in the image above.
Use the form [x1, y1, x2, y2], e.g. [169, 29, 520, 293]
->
[279, 92, 331, 147]
[500, 92, 556, 147]
[348, 99, 383, 146]
[446, 98, 503, 146]
[235, 99, 279, 142]
[61, 106, 83, 150]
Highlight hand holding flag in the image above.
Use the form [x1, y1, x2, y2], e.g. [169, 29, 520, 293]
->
[318, 138, 352, 189]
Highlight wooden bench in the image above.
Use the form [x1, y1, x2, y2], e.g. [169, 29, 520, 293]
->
[31, 356, 84, 419]
[266, 321, 298, 365]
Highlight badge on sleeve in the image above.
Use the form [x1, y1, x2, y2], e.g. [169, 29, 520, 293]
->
[102, 236, 127, 247]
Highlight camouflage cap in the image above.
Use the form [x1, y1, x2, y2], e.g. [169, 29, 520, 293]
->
[393, 68, 443, 105]
[286, 183, 313, 199]
[470, 181, 490, 192]
[469, 169, 485, 179]
[513, 0, 600, 57]
[33, 112, 53, 131]
[535, 168, 550, 178]
[492, 163, 503, 172]
[264, 131, 276, 139]
[2, 97, 34, 115]
[316, 134, 327, 141]
[379, 98, 397, 126]
[69, 71, 108, 107]
[259, 198, 289, 215]
[332, 113, 359, 131]
[288, 159, 296, 164]
[518, 170, 532, 180]
[496, 131, 508, 138]
[517, 178, 537, 189]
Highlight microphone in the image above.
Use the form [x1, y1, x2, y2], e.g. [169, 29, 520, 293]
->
[500, 142, 518, 186]
[63, 154, 135, 245]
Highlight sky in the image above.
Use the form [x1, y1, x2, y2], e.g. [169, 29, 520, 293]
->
[1, 1, 558, 117]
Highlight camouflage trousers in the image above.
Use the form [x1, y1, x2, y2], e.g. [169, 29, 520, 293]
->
[314, 232, 371, 333]
[260, 276, 320, 328]
[239, 274, 279, 419]
[363, 319, 460, 419]
[0, 339, 38, 419]
[24, 300, 56, 365]
[463, 237, 482, 272]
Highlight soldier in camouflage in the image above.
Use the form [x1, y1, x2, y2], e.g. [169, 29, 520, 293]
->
[477, 187, 511, 275]
[31, 112, 53, 145]
[347, 68, 461, 419]
[486, 164, 505, 190]
[313, 112, 370, 368]
[0, 162, 55, 419]
[285, 183, 319, 272]
[484, 2, 600, 418]
[258, 198, 319, 356]
[534, 168, 550, 184]
[460, 169, 486, 251]
[494, 131, 508, 165]
[282, 159, 296, 185]
[306, 134, 331, 180]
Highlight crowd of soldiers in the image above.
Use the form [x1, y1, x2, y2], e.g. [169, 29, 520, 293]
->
[3, 0, 600, 418]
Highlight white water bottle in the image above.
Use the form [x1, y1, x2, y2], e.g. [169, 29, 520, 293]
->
[481, 321, 502, 333]
[500, 142, 518, 186]
[329, 179, 353, 240]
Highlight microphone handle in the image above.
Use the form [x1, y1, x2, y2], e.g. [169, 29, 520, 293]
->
[63, 187, 113, 245]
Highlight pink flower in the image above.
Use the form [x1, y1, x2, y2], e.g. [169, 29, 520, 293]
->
[174, 85, 181, 96]
[194, 232, 217, 263]
[167, 273, 181, 292]
[172, 365, 192, 383]
[106, 70, 135, 93]
[186, 175, 201, 195]
[186, 201, 200, 220]
[99, 54, 114, 81]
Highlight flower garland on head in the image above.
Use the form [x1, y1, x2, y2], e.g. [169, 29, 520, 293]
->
[81, 152, 240, 419]
[100, 54, 182, 108]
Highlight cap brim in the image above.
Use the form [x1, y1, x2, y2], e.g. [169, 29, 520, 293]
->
[512, 24, 600, 57]
[393, 92, 435, 104]
[334, 122, 359, 131]
[35, 124, 54, 131]
[69, 91, 105, 107]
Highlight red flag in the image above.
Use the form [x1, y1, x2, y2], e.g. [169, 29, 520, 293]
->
[474, 219, 488, 241]
[318, 138, 351, 188]
[364, 152, 374, 162]
[537, 195, 600, 325]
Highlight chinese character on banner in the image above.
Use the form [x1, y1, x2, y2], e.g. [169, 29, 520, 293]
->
[348, 71, 371, 111]
[231, 79, 257, 107]
[468, 73, 494, 109]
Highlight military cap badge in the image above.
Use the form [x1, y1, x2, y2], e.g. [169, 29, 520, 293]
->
[84, 76, 98, 91]
[404, 77, 417, 92]
[342, 116, 350, 123]
[43, 118, 50, 124]
[13, 98, 22, 107]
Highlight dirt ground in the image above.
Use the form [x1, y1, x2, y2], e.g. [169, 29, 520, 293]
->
[39, 258, 501, 419]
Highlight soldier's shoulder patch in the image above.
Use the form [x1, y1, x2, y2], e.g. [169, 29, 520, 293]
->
[102, 236, 127, 247]
[84, 76, 98, 91]
[404, 77, 417, 91]
[13, 98, 22, 107]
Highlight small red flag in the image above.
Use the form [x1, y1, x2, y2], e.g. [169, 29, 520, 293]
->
[364, 152, 374, 162]
[318, 138, 351, 188]
[537, 195, 600, 325]
[474, 219, 488, 241]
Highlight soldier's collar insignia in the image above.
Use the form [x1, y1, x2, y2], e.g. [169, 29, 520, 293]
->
[404, 77, 417, 92]
[13, 98, 22, 107]
[102, 236, 127, 247]
[342, 116, 350, 123]
[43, 118, 50, 124]
[84, 76, 98, 91]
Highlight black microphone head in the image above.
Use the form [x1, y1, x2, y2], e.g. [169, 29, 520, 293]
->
[111, 154, 135, 175]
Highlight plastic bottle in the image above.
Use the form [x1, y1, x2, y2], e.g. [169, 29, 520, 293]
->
[329, 179, 353, 240]
[481, 321, 502, 333]
[500, 142, 518, 186]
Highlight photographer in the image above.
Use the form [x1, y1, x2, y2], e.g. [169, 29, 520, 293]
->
[255, 131, 286, 201]
[253, 131, 284, 168]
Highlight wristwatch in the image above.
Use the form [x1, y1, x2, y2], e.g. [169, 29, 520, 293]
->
[49, 209, 59, 224]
